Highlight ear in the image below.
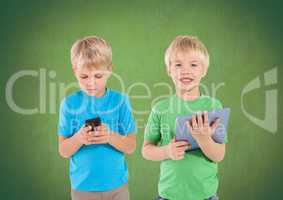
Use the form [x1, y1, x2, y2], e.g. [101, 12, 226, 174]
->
[166, 65, 171, 76]
[107, 64, 113, 72]
[72, 65, 78, 74]
[105, 65, 113, 78]
[201, 65, 208, 78]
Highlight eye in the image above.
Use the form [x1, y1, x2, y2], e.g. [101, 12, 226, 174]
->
[191, 63, 198, 67]
[94, 74, 103, 79]
[175, 63, 182, 68]
[80, 75, 88, 79]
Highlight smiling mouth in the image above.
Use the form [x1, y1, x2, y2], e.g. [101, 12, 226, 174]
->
[179, 77, 194, 84]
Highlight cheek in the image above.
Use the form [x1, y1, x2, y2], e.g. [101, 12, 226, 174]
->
[78, 79, 88, 86]
[95, 78, 107, 85]
[169, 68, 180, 78]
[192, 67, 204, 77]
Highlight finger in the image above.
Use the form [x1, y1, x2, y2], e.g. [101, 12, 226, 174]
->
[211, 118, 221, 131]
[86, 135, 100, 141]
[176, 153, 185, 159]
[91, 138, 106, 144]
[95, 125, 101, 131]
[197, 112, 203, 127]
[93, 135, 108, 143]
[177, 146, 188, 152]
[203, 111, 209, 127]
[92, 140, 107, 144]
[191, 115, 197, 128]
[87, 131, 96, 136]
[175, 154, 184, 160]
[84, 141, 93, 145]
[187, 121, 194, 134]
[186, 121, 192, 129]
[177, 150, 185, 155]
[86, 137, 95, 143]
[175, 141, 189, 147]
[83, 125, 92, 132]
[93, 134, 107, 140]
[99, 124, 107, 130]
[92, 130, 104, 136]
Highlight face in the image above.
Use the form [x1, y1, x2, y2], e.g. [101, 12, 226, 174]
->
[73, 66, 112, 96]
[167, 50, 207, 92]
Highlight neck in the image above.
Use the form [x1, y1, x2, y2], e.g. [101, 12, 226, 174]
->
[176, 86, 201, 101]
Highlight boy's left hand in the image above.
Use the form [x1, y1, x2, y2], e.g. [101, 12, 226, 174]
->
[89, 123, 112, 144]
[186, 111, 220, 143]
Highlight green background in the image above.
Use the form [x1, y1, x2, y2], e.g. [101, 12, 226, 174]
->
[1, 0, 282, 199]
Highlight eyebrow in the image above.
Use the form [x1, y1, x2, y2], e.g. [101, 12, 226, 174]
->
[172, 60, 182, 63]
[172, 59, 201, 63]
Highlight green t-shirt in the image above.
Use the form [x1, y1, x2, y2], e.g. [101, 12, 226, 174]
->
[144, 95, 227, 200]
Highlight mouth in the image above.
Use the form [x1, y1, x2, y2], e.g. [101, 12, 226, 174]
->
[179, 77, 194, 84]
[86, 88, 97, 92]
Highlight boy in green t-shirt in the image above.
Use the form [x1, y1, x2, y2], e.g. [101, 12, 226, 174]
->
[142, 35, 227, 200]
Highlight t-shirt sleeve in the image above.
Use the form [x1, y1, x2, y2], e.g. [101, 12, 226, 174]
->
[118, 95, 137, 135]
[144, 106, 161, 143]
[213, 99, 228, 143]
[57, 98, 73, 137]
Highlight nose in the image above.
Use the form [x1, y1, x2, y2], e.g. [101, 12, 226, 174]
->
[86, 77, 96, 87]
[180, 65, 192, 74]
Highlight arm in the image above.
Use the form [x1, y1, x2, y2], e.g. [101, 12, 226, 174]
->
[58, 125, 94, 158]
[58, 135, 82, 158]
[142, 140, 168, 161]
[109, 132, 136, 154]
[90, 124, 136, 154]
[142, 139, 190, 161]
[188, 111, 226, 162]
[196, 137, 226, 162]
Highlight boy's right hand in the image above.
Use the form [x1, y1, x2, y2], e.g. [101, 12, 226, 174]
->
[165, 138, 191, 160]
[74, 125, 96, 145]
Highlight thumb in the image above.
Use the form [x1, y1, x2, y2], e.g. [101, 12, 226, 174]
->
[83, 125, 91, 131]
[211, 118, 221, 131]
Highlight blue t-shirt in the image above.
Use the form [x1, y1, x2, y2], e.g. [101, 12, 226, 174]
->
[57, 88, 136, 191]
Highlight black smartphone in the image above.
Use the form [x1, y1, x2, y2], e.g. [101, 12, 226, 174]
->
[85, 117, 101, 131]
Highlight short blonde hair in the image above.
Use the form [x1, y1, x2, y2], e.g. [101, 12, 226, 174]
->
[165, 35, 209, 68]
[71, 36, 112, 69]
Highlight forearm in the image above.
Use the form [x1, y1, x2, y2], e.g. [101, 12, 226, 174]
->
[59, 134, 83, 158]
[197, 137, 226, 162]
[142, 143, 169, 161]
[109, 132, 136, 154]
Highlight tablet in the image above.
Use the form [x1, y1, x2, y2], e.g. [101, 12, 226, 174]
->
[175, 108, 230, 150]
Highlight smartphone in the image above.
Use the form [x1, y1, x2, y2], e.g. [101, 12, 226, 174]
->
[85, 117, 101, 131]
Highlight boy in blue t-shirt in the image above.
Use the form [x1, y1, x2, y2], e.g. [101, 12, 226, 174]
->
[58, 36, 136, 200]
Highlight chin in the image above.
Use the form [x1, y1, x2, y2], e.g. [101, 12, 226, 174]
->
[87, 92, 97, 96]
[83, 89, 97, 96]
[177, 84, 194, 91]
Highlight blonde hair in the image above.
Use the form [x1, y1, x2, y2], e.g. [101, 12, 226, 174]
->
[71, 36, 112, 69]
[165, 35, 209, 68]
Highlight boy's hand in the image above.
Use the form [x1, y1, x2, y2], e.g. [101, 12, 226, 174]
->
[74, 125, 97, 145]
[91, 123, 112, 144]
[187, 111, 220, 143]
[165, 138, 191, 160]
